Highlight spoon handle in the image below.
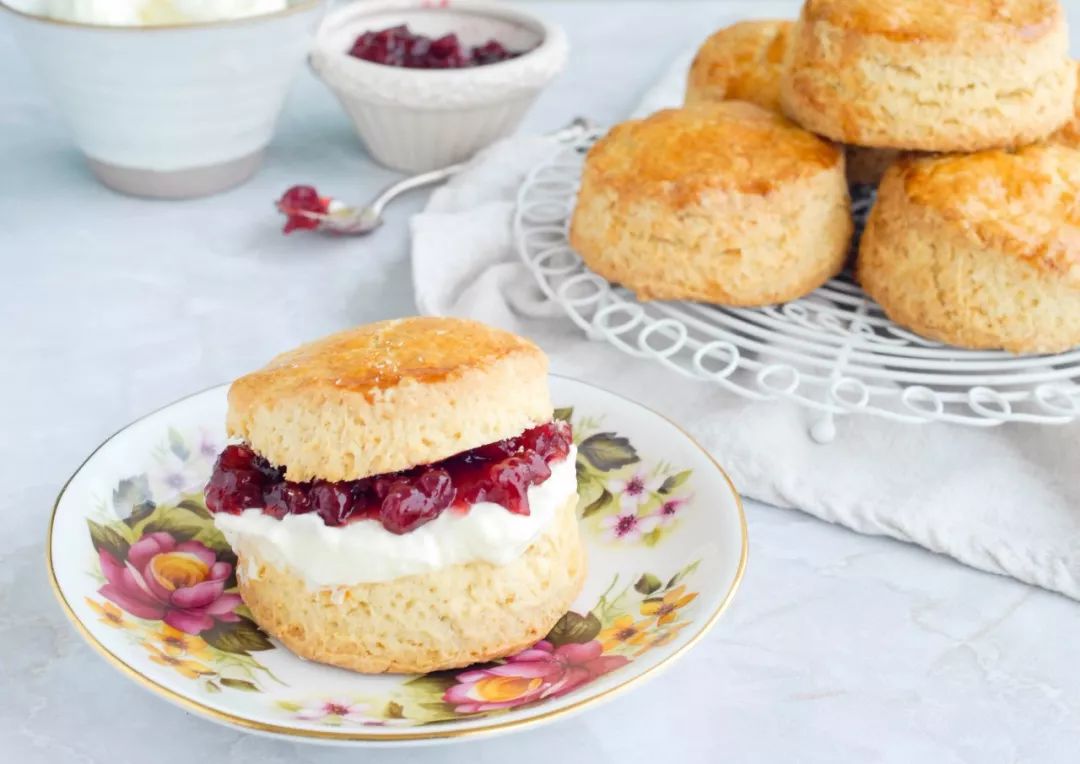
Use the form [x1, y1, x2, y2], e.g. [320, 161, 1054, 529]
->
[365, 117, 594, 220]
[367, 162, 466, 220]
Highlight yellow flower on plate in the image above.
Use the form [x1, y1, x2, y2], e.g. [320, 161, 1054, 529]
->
[151, 624, 214, 660]
[85, 598, 135, 630]
[639, 585, 697, 625]
[144, 643, 215, 680]
[597, 615, 654, 651]
[634, 622, 689, 656]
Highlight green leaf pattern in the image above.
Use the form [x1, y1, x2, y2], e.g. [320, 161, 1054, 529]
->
[572, 412, 693, 547]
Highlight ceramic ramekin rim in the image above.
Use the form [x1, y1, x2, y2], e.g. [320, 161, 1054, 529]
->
[309, 0, 568, 110]
[0, 0, 324, 31]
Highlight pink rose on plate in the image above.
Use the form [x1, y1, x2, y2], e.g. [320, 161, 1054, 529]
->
[98, 531, 242, 635]
[444, 640, 629, 713]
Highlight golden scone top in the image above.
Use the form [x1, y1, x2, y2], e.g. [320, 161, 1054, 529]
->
[226, 317, 552, 482]
[584, 102, 842, 204]
[802, 0, 1063, 43]
[895, 145, 1080, 281]
[231, 317, 542, 403]
[687, 20, 792, 111]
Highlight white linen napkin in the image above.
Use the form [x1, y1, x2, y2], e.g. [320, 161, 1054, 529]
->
[410, 54, 1080, 600]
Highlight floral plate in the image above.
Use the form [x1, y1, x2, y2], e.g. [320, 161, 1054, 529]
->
[48, 375, 747, 745]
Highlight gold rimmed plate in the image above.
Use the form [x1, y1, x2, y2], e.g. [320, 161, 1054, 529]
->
[48, 375, 746, 745]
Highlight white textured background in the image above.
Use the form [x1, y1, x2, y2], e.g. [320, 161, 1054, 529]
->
[5, 2, 1080, 762]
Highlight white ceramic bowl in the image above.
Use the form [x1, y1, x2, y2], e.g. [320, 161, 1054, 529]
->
[1, 0, 327, 198]
[310, 0, 567, 173]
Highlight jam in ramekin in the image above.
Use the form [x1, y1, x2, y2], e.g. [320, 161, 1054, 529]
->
[347, 25, 528, 69]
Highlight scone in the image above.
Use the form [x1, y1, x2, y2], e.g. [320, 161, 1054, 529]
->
[781, 0, 1076, 152]
[685, 18, 897, 187]
[204, 317, 585, 673]
[1050, 61, 1080, 147]
[685, 20, 791, 111]
[858, 146, 1080, 353]
[569, 102, 852, 306]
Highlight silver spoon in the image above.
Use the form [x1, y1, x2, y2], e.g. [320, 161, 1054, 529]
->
[280, 117, 594, 235]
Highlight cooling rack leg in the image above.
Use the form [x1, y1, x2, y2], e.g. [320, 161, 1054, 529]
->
[810, 411, 837, 444]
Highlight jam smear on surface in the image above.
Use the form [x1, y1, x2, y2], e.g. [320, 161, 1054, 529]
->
[205, 421, 572, 534]
[277, 185, 328, 234]
[347, 25, 527, 69]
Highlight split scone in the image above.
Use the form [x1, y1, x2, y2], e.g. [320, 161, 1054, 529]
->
[569, 101, 852, 306]
[204, 317, 584, 673]
[780, 0, 1076, 152]
[858, 145, 1080, 353]
[685, 18, 896, 186]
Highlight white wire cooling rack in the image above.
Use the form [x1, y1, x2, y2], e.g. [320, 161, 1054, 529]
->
[514, 129, 1080, 443]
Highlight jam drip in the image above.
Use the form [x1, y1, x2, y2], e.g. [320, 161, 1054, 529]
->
[204, 421, 572, 535]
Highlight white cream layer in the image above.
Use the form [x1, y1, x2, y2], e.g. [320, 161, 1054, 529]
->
[214, 446, 577, 589]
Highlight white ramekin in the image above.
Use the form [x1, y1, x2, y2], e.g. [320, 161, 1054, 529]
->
[309, 0, 567, 173]
[1, 0, 327, 198]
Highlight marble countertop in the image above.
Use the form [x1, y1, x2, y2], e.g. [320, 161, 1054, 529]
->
[4, 1, 1080, 761]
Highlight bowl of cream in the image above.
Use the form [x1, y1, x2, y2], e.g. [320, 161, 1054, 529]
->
[1, 0, 327, 197]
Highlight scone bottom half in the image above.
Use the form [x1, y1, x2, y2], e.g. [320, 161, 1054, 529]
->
[235, 491, 586, 674]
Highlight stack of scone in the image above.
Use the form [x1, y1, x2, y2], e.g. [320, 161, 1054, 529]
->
[204, 317, 585, 673]
[572, 0, 1080, 354]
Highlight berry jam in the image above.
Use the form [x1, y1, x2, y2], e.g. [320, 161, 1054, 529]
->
[277, 185, 328, 234]
[204, 421, 572, 535]
[347, 25, 527, 69]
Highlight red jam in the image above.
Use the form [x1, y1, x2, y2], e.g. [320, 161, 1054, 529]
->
[204, 421, 572, 534]
[347, 25, 527, 69]
[277, 185, 328, 234]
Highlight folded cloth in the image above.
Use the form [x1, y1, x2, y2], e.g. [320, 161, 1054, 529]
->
[411, 54, 1080, 600]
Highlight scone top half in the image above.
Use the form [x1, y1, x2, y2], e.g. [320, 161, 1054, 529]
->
[226, 316, 552, 482]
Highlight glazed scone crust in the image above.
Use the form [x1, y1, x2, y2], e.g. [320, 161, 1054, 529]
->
[781, 0, 1075, 151]
[802, 0, 1062, 41]
[227, 317, 552, 482]
[858, 145, 1080, 353]
[570, 102, 852, 306]
[585, 101, 841, 199]
[685, 20, 792, 111]
[235, 492, 585, 674]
